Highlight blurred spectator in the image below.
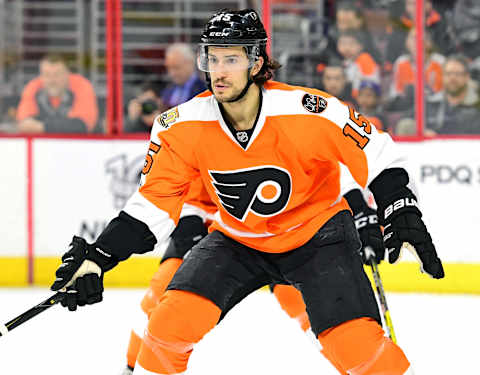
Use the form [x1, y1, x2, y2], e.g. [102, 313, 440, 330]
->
[323, 1, 382, 65]
[124, 81, 163, 133]
[387, 28, 444, 111]
[319, 61, 357, 108]
[357, 80, 387, 131]
[161, 43, 206, 109]
[384, 0, 453, 72]
[425, 55, 480, 135]
[395, 55, 480, 135]
[16, 54, 98, 133]
[451, 0, 480, 60]
[337, 30, 380, 99]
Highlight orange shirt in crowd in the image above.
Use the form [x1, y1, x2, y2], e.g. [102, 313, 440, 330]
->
[390, 53, 444, 97]
[17, 73, 98, 131]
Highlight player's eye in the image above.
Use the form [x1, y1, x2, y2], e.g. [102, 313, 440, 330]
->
[225, 57, 238, 65]
[208, 56, 218, 64]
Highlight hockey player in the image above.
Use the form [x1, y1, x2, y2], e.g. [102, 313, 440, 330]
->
[51, 9, 444, 375]
[120, 184, 383, 375]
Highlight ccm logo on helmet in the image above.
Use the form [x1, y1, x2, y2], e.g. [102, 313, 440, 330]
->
[209, 31, 231, 37]
[209, 166, 292, 222]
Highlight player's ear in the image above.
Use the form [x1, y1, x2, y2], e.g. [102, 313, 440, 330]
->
[251, 56, 264, 76]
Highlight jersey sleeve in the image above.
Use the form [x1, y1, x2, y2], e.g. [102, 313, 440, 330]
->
[123, 109, 200, 248]
[316, 97, 405, 190]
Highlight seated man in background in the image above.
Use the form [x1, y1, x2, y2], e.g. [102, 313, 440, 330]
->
[161, 43, 206, 109]
[318, 60, 357, 108]
[395, 54, 480, 135]
[16, 54, 98, 133]
[425, 54, 480, 135]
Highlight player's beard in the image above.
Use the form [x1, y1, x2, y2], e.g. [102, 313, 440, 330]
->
[213, 79, 244, 103]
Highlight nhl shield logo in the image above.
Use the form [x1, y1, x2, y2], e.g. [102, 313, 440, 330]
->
[236, 131, 249, 143]
[302, 94, 327, 114]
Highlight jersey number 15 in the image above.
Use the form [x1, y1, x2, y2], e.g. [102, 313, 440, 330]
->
[343, 106, 372, 149]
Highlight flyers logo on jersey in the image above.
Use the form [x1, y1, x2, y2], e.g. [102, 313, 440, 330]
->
[157, 107, 179, 129]
[209, 166, 292, 222]
[302, 94, 327, 114]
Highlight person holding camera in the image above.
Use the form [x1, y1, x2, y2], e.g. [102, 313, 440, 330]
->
[125, 43, 205, 133]
[125, 82, 163, 133]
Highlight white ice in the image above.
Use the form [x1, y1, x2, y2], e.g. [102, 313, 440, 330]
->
[1, 288, 479, 375]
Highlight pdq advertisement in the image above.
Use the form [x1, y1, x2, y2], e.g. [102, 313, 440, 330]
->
[400, 140, 480, 263]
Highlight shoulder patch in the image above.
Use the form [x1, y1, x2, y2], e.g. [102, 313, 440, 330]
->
[301, 93, 327, 114]
[156, 107, 179, 129]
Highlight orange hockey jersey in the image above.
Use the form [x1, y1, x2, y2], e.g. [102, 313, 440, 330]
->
[124, 81, 404, 253]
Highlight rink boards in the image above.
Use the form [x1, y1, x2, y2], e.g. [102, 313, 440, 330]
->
[1, 136, 479, 293]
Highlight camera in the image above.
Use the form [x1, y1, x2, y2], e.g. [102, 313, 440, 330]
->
[141, 99, 158, 115]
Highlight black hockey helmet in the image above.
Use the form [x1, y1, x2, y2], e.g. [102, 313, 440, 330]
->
[201, 9, 267, 46]
[198, 9, 271, 102]
[198, 9, 268, 73]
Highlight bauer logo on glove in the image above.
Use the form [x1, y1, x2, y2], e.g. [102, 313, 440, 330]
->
[384, 197, 418, 219]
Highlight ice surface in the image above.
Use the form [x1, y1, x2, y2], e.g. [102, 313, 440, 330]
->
[1, 288, 479, 374]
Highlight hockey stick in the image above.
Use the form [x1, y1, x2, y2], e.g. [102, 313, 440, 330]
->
[364, 247, 397, 344]
[0, 292, 64, 337]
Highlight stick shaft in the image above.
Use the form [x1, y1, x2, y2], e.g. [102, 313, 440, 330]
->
[370, 259, 397, 343]
[0, 292, 64, 336]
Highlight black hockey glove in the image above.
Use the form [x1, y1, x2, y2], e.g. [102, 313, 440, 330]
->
[370, 169, 444, 279]
[50, 236, 118, 311]
[345, 189, 384, 264]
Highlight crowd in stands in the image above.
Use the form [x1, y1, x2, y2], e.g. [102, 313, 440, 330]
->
[314, 0, 480, 135]
[0, 0, 479, 136]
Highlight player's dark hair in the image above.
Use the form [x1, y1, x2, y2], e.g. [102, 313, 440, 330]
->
[252, 51, 282, 85]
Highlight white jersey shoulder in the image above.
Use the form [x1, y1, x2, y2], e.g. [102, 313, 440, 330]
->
[150, 94, 217, 144]
[263, 85, 348, 118]
[264, 84, 349, 127]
